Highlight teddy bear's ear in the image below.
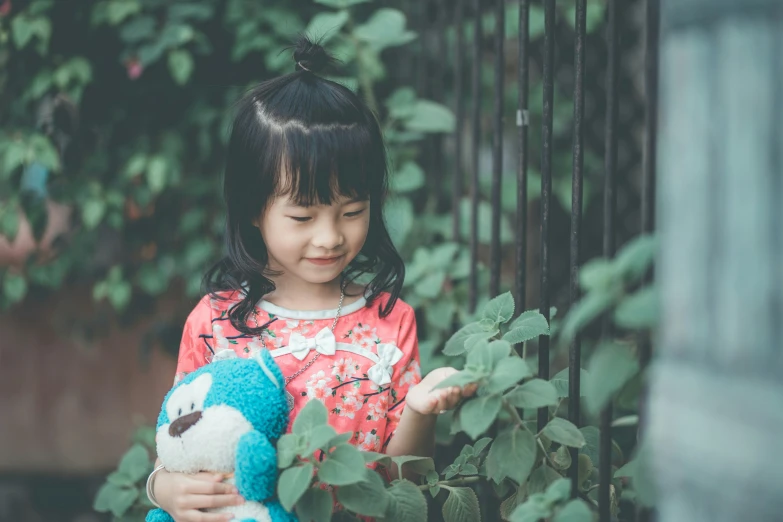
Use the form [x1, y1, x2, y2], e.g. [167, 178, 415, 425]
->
[252, 349, 285, 389]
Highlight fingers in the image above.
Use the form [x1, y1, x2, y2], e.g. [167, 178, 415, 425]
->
[179, 493, 245, 510]
[185, 478, 238, 496]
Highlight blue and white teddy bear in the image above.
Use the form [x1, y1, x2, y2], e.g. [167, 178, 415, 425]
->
[147, 348, 298, 522]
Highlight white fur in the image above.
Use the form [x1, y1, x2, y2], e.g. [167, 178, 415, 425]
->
[157, 374, 253, 473]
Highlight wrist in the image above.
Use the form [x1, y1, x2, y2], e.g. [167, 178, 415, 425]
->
[146, 464, 166, 508]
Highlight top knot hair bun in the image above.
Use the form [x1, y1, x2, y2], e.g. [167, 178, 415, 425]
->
[293, 36, 334, 74]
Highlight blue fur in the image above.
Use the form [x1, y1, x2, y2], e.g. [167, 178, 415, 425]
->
[147, 350, 296, 522]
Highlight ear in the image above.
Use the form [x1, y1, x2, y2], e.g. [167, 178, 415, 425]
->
[253, 349, 285, 389]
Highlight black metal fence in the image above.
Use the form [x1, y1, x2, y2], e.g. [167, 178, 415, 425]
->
[403, 0, 659, 520]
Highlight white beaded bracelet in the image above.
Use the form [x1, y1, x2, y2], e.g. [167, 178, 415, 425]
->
[146, 464, 166, 508]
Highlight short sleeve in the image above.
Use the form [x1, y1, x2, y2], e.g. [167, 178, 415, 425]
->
[383, 305, 423, 446]
[173, 298, 212, 385]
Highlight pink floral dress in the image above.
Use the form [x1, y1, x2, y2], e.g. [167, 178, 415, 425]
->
[174, 290, 422, 454]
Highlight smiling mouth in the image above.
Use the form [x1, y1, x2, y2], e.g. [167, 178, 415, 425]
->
[306, 255, 344, 265]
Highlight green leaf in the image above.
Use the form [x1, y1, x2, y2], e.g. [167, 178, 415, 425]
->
[384, 196, 414, 248]
[405, 100, 455, 133]
[0, 203, 20, 241]
[486, 428, 536, 484]
[3, 273, 28, 304]
[578, 427, 599, 467]
[584, 343, 639, 415]
[416, 270, 447, 298]
[106, 471, 134, 487]
[278, 463, 314, 511]
[485, 357, 531, 394]
[473, 437, 492, 456]
[460, 394, 502, 439]
[466, 340, 509, 372]
[305, 424, 338, 454]
[503, 310, 550, 343]
[108, 281, 132, 311]
[81, 197, 106, 229]
[432, 369, 483, 391]
[390, 456, 435, 476]
[385, 87, 417, 119]
[305, 10, 349, 43]
[362, 451, 392, 469]
[442, 486, 480, 522]
[528, 465, 562, 495]
[542, 418, 585, 448]
[545, 477, 572, 503]
[296, 486, 333, 522]
[550, 367, 590, 398]
[93, 482, 137, 515]
[318, 444, 366, 486]
[510, 493, 552, 522]
[614, 287, 658, 329]
[117, 444, 150, 483]
[482, 291, 515, 324]
[336, 468, 389, 517]
[277, 434, 302, 468]
[168, 49, 194, 85]
[553, 445, 572, 470]
[578, 258, 615, 291]
[559, 290, 616, 341]
[614, 234, 657, 283]
[293, 399, 329, 435]
[505, 379, 559, 409]
[444, 323, 495, 356]
[382, 480, 428, 522]
[353, 8, 417, 51]
[390, 161, 425, 193]
[553, 499, 594, 522]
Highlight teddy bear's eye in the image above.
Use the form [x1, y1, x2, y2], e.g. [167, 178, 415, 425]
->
[190, 403, 195, 411]
[178, 408, 182, 417]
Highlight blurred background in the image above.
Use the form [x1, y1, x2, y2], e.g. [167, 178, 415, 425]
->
[1, 0, 662, 520]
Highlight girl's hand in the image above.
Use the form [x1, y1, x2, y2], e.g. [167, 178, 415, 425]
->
[405, 367, 478, 415]
[153, 469, 244, 522]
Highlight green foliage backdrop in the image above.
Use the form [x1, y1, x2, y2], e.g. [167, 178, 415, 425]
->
[0, 0, 655, 521]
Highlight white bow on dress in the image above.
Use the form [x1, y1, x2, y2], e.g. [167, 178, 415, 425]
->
[288, 327, 337, 360]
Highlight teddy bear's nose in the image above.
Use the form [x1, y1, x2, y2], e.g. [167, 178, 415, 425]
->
[169, 411, 202, 438]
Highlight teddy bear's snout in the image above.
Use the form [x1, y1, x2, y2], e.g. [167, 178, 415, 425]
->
[169, 410, 202, 437]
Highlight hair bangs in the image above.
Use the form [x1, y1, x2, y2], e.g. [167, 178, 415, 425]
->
[274, 121, 380, 207]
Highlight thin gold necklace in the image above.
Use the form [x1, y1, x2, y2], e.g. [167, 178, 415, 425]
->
[252, 283, 346, 410]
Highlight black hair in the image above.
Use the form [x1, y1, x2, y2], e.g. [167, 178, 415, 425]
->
[204, 36, 405, 335]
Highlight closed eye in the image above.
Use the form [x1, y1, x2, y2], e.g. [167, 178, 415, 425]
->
[288, 216, 312, 222]
[344, 208, 366, 218]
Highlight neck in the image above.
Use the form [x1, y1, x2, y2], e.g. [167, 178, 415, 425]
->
[263, 276, 344, 311]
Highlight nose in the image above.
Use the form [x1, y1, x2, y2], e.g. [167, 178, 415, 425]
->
[169, 411, 202, 437]
[312, 220, 344, 250]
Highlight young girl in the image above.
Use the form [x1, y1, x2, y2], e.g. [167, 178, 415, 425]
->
[147, 38, 475, 522]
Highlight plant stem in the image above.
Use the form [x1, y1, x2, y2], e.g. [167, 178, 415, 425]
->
[502, 399, 524, 427]
[418, 475, 481, 491]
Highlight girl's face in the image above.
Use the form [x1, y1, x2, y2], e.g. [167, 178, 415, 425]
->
[255, 193, 370, 286]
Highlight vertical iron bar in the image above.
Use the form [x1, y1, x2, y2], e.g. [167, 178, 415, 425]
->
[636, 4, 658, 521]
[537, 0, 555, 431]
[516, 0, 529, 324]
[568, 0, 586, 498]
[453, 0, 466, 242]
[640, 0, 659, 369]
[600, 0, 619, 520]
[469, 0, 483, 314]
[433, 0, 446, 210]
[490, 0, 504, 298]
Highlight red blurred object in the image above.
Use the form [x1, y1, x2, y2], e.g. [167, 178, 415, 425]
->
[126, 57, 143, 80]
[0, 0, 11, 17]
